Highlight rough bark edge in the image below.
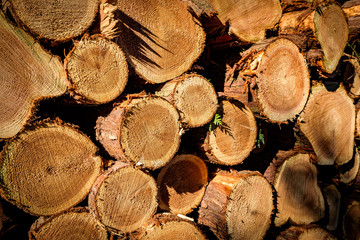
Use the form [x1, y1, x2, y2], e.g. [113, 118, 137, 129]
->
[0, 119, 104, 216]
[28, 207, 107, 240]
[8, 0, 100, 42]
[64, 34, 129, 105]
[198, 170, 273, 240]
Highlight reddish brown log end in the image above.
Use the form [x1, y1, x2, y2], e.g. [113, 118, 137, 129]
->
[157, 154, 208, 214]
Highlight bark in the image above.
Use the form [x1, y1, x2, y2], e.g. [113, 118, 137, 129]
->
[202, 98, 257, 165]
[264, 151, 325, 227]
[343, 201, 360, 240]
[9, 0, 99, 41]
[198, 170, 274, 240]
[88, 161, 158, 235]
[0, 11, 67, 139]
[224, 37, 310, 123]
[342, 0, 360, 40]
[279, 2, 349, 74]
[156, 154, 208, 214]
[277, 225, 336, 240]
[101, 0, 205, 83]
[206, 0, 282, 43]
[95, 95, 181, 170]
[28, 208, 107, 240]
[0, 121, 103, 216]
[297, 84, 355, 165]
[64, 35, 128, 105]
[130, 214, 206, 240]
[156, 73, 218, 127]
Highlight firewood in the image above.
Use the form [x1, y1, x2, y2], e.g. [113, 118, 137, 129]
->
[95, 95, 181, 170]
[224, 38, 310, 123]
[64, 35, 128, 105]
[323, 185, 341, 231]
[130, 214, 206, 240]
[264, 151, 325, 227]
[198, 170, 274, 240]
[339, 147, 360, 184]
[0, 11, 67, 139]
[28, 208, 107, 240]
[156, 154, 208, 214]
[206, 0, 282, 43]
[297, 84, 355, 165]
[342, 0, 360, 40]
[343, 201, 360, 240]
[88, 161, 158, 235]
[0, 121, 103, 216]
[8, 0, 99, 41]
[279, 2, 349, 74]
[156, 73, 218, 127]
[103, 0, 205, 83]
[277, 225, 336, 240]
[343, 56, 360, 99]
[202, 99, 257, 165]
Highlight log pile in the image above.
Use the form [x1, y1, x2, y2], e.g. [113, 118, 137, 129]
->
[0, 0, 359, 239]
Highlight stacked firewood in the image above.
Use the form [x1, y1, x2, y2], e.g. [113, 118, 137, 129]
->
[0, 0, 359, 239]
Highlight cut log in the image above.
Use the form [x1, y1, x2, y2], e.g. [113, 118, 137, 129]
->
[130, 214, 206, 240]
[156, 154, 208, 214]
[106, 0, 205, 83]
[343, 201, 360, 240]
[323, 185, 341, 231]
[297, 84, 355, 165]
[198, 170, 274, 240]
[88, 161, 158, 234]
[202, 99, 257, 165]
[206, 0, 281, 42]
[0, 121, 103, 216]
[277, 225, 336, 240]
[96, 95, 181, 170]
[8, 0, 99, 41]
[29, 208, 107, 240]
[65, 35, 128, 105]
[342, 0, 360, 40]
[343, 57, 360, 99]
[339, 147, 360, 184]
[279, 2, 348, 74]
[264, 151, 325, 227]
[181, 0, 216, 17]
[0, 11, 67, 139]
[156, 73, 218, 127]
[224, 37, 310, 123]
